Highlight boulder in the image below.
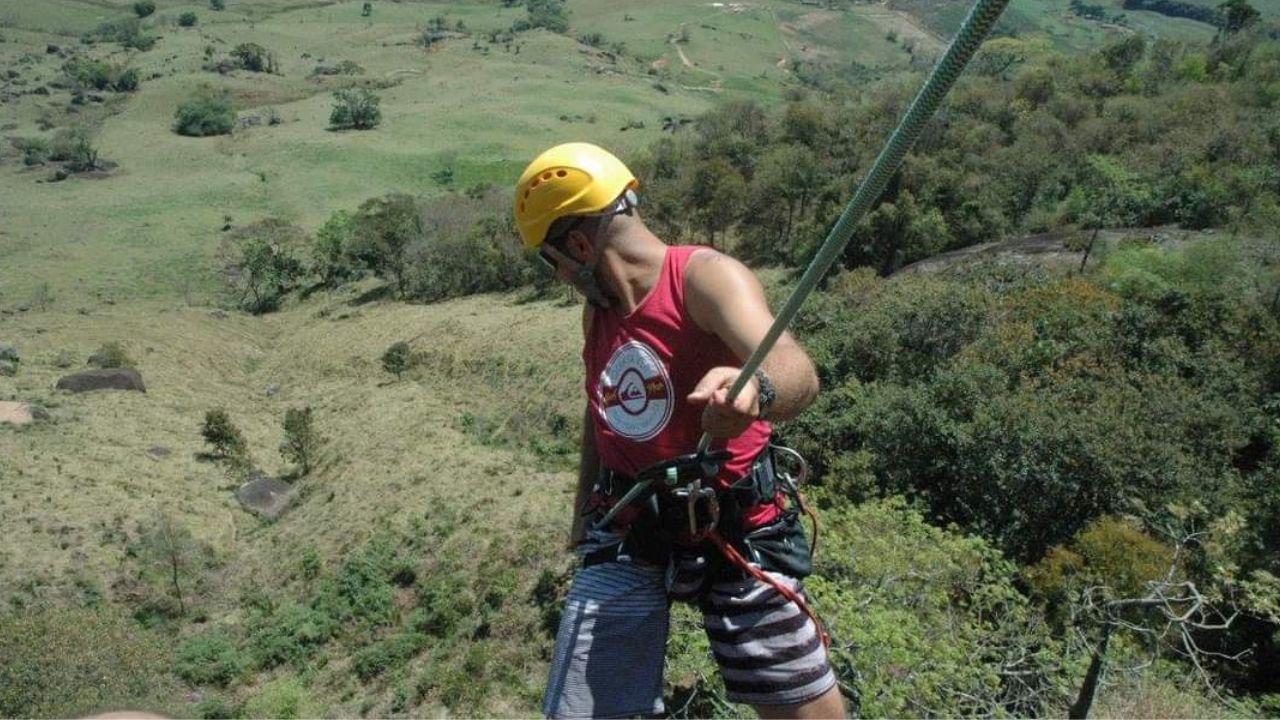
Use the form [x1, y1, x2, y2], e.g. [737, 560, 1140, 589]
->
[265, 383, 281, 397]
[146, 446, 171, 460]
[56, 368, 146, 393]
[0, 402, 37, 425]
[235, 475, 295, 519]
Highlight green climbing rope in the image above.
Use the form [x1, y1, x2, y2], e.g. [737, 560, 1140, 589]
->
[696, 0, 1012, 453]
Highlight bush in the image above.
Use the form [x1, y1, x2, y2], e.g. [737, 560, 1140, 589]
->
[311, 210, 358, 286]
[280, 406, 321, 476]
[329, 87, 381, 130]
[352, 632, 429, 681]
[381, 341, 411, 379]
[133, 0, 156, 18]
[245, 602, 337, 669]
[193, 696, 238, 719]
[176, 632, 245, 688]
[88, 17, 155, 51]
[242, 677, 309, 720]
[88, 340, 133, 368]
[209, 0, 225, 10]
[217, 218, 307, 313]
[201, 408, 249, 467]
[47, 126, 100, 172]
[174, 88, 235, 137]
[17, 137, 50, 166]
[179, 12, 198, 27]
[231, 42, 276, 73]
[0, 607, 180, 717]
[63, 58, 139, 92]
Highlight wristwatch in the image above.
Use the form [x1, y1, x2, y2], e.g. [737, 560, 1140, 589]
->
[753, 368, 776, 421]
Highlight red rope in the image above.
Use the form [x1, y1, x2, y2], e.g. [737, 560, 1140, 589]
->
[707, 530, 831, 649]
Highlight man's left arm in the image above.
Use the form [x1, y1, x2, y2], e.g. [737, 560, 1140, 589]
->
[684, 250, 819, 438]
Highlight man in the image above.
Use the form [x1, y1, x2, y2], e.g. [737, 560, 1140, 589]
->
[515, 142, 844, 719]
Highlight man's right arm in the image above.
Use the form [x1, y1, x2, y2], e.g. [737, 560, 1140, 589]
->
[568, 405, 599, 548]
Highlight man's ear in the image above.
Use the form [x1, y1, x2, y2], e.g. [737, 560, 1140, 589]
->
[565, 229, 595, 262]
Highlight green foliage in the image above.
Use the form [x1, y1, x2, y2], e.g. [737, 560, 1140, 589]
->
[312, 538, 404, 631]
[381, 341, 411, 379]
[280, 406, 321, 476]
[133, 0, 156, 18]
[242, 677, 310, 719]
[811, 498, 1063, 717]
[17, 136, 50, 166]
[219, 218, 307, 313]
[412, 571, 474, 638]
[352, 632, 429, 681]
[312, 209, 358, 286]
[231, 42, 277, 73]
[131, 513, 208, 620]
[193, 695, 238, 719]
[329, 87, 381, 130]
[174, 88, 235, 137]
[46, 126, 100, 172]
[348, 193, 418, 294]
[210, 0, 226, 10]
[201, 408, 250, 467]
[176, 631, 246, 688]
[0, 607, 180, 718]
[63, 58, 139, 92]
[88, 340, 134, 369]
[179, 11, 199, 27]
[245, 602, 337, 669]
[521, 0, 569, 33]
[86, 17, 156, 51]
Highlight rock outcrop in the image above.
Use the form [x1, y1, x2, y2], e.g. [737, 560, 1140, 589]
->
[56, 368, 147, 393]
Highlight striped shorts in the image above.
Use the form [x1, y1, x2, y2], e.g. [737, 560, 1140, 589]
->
[543, 556, 836, 718]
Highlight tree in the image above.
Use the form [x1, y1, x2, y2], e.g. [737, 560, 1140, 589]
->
[280, 407, 321, 476]
[174, 88, 235, 137]
[381, 342, 411, 380]
[132, 0, 155, 17]
[329, 87, 381, 130]
[1215, 0, 1260, 35]
[362, 2, 373, 17]
[135, 514, 202, 617]
[525, 0, 569, 33]
[349, 194, 421, 295]
[312, 209, 358, 286]
[179, 11, 198, 26]
[219, 219, 307, 313]
[201, 409, 250, 469]
[232, 42, 277, 73]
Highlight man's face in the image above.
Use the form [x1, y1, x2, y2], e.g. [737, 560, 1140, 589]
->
[537, 227, 612, 307]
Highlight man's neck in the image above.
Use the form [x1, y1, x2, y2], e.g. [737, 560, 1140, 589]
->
[599, 227, 667, 315]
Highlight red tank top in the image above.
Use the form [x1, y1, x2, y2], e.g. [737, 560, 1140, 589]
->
[585, 245, 781, 527]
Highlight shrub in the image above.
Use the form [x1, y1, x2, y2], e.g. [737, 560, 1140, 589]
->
[174, 89, 235, 137]
[217, 218, 307, 313]
[231, 42, 276, 73]
[193, 696, 237, 719]
[179, 12, 198, 27]
[245, 602, 337, 669]
[201, 409, 249, 466]
[352, 632, 429, 681]
[0, 607, 180, 717]
[63, 58, 138, 92]
[18, 137, 50, 166]
[381, 341, 411, 379]
[88, 17, 155, 51]
[176, 632, 245, 688]
[210, 0, 225, 10]
[88, 340, 133, 368]
[133, 0, 156, 18]
[329, 87, 381, 130]
[311, 209, 358, 286]
[280, 406, 321, 476]
[242, 677, 309, 720]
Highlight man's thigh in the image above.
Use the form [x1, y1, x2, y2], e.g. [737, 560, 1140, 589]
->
[544, 561, 670, 719]
[701, 572, 837, 709]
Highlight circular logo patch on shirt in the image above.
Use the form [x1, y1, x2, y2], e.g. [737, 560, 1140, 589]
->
[598, 341, 673, 442]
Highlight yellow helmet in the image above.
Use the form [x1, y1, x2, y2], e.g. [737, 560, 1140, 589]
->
[514, 142, 639, 249]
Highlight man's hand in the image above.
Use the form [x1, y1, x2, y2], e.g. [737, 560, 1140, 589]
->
[687, 366, 760, 438]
